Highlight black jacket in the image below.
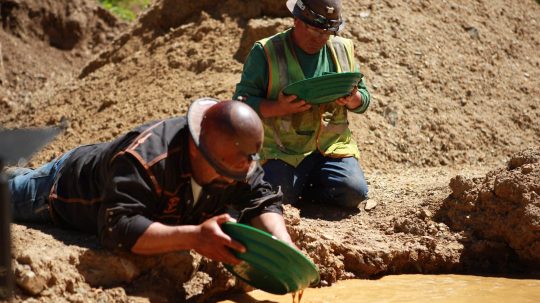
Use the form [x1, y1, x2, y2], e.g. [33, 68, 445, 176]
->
[48, 117, 283, 250]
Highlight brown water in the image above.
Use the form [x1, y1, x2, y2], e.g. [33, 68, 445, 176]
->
[217, 274, 540, 303]
[291, 289, 304, 303]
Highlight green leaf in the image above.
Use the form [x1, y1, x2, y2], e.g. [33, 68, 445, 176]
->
[98, 0, 151, 21]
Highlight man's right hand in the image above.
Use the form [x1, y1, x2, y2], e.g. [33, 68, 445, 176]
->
[192, 214, 246, 265]
[259, 91, 311, 118]
[131, 214, 245, 265]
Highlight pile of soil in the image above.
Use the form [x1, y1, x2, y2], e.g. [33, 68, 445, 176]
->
[0, 0, 126, 112]
[1, 0, 539, 302]
[438, 148, 540, 272]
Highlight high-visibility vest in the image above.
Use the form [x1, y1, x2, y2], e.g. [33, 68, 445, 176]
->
[258, 29, 360, 167]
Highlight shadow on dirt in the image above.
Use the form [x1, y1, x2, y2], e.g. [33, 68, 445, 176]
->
[296, 202, 360, 221]
[76, 249, 200, 301]
[21, 222, 101, 250]
[435, 197, 525, 274]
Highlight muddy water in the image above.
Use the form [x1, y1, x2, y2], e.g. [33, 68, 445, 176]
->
[217, 274, 540, 303]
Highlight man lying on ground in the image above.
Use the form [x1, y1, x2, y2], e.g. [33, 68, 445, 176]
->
[6, 98, 293, 265]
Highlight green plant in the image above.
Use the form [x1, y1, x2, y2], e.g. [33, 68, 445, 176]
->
[99, 0, 151, 21]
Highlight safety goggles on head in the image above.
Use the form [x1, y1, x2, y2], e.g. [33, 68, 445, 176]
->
[292, 0, 343, 33]
[304, 22, 333, 37]
[199, 146, 260, 181]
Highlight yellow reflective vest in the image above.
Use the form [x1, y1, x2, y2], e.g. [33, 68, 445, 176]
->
[259, 29, 361, 167]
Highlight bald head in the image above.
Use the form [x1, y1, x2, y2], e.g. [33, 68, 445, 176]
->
[188, 99, 263, 181]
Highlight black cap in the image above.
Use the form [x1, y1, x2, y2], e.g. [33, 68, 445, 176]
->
[287, 0, 345, 32]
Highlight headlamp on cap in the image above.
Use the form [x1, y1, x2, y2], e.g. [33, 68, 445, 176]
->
[290, 0, 344, 34]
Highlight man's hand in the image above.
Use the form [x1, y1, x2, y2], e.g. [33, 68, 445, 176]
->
[259, 91, 311, 118]
[335, 86, 362, 110]
[131, 214, 245, 265]
[192, 214, 246, 265]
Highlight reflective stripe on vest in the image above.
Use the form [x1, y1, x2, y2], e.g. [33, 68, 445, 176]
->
[327, 36, 354, 73]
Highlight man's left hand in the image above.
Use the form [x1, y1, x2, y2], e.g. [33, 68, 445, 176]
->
[335, 86, 362, 110]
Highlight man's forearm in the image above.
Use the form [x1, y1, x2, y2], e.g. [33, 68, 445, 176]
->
[258, 95, 312, 118]
[130, 214, 246, 265]
[239, 95, 285, 118]
[131, 222, 197, 255]
[258, 98, 283, 118]
[250, 212, 294, 245]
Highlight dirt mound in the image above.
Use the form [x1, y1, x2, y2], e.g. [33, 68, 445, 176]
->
[0, 0, 125, 111]
[438, 148, 540, 271]
[1, 0, 539, 170]
[80, 0, 289, 78]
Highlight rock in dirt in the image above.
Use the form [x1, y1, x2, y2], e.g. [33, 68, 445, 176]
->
[15, 266, 46, 296]
[365, 200, 378, 210]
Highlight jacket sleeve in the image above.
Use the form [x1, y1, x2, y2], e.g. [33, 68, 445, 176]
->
[232, 43, 270, 115]
[350, 61, 371, 114]
[97, 153, 157, 250]
[227, 164, 284, 223]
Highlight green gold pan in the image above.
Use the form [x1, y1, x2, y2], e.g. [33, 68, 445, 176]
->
[222, 222, 320, 295]
[283, 72, 363, 105]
